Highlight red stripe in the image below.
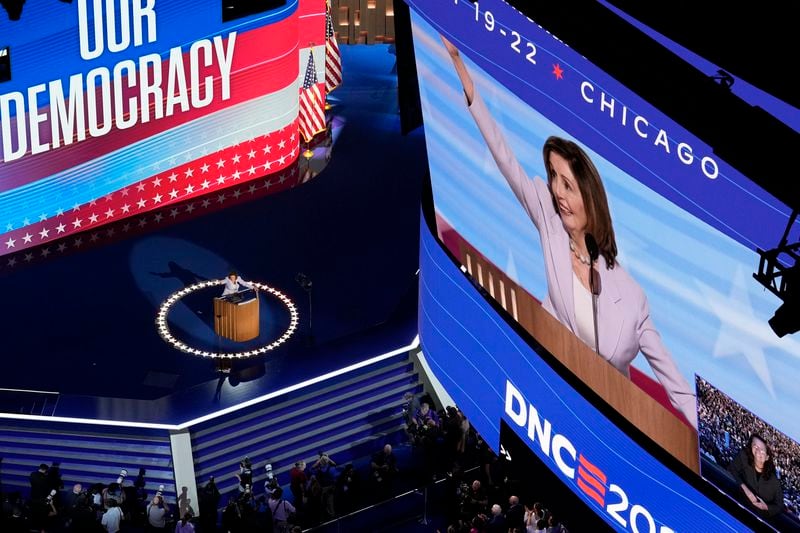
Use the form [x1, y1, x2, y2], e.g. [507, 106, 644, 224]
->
[577, 465, 607, 496]
[1, 19, 300, 192]
[1, 122, 299, 257]
[576, 477, 606, 507]
[578, 454, 607, 484]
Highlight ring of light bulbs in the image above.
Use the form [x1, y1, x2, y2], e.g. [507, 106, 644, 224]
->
[155, 279, 299, 359]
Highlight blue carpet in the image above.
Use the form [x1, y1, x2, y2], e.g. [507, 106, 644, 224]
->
[0, 44, 426, 424]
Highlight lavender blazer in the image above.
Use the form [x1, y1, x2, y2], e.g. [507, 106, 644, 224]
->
[469, 92, 697, 428]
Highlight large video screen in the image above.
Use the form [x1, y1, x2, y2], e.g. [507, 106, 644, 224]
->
[0, 0, 323, 260]
[410, 0, 798, 530]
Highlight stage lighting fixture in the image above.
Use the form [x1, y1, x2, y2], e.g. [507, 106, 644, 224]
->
[0, 0, 25, 21]
[295, 272, 312, 291]
[769, 299, 800, 338]
[754, 210, 799, 338]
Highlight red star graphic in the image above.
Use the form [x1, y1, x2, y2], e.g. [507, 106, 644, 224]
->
[552, 64, 564, 80]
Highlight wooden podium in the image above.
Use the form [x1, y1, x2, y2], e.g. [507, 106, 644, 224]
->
[458, 240, 700, 472]
[214, 291, 259, 342]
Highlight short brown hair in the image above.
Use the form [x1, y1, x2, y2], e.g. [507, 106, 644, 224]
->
[543, 136, 618, 268]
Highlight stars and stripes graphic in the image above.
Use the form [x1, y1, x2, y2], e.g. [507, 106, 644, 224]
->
[325, 0, 342, 93]
[299, 52, 326, 143]
[0, 123, 301, 263]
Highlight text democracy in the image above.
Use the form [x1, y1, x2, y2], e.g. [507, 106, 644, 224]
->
[0, 0, 237, 163]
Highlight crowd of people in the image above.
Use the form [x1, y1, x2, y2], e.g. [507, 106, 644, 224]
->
[697, 377, 800, 519]
[1, 463, 190, 532]
[2, 390, 584, 532]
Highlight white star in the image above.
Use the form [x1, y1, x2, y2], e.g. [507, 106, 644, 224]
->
[185, 184, 195, 194]
[184, 167, 194, 178]
[120, 188, 129, 197]
[169, 189, 179, 199]
[201, 163, 210, 173]
[73, 203, 81, 212]
[22, 217, 30, 226]
[5, 223, 13, 231]
[290, 133, 296, 143]
[4, 237, 16, 249]
[216, 158, 226, 168]
[137, 199, 147, 209]
[89, 213, 99, 224]
[56, 223, 66, 233]
[72, 218, 83, 228]
[168, 173, 178, 183]
[39, 213, 47, 221]
[89, 199, 97, 206]
[278, 139, 286, 150]
[152, 177, 162, 187]
[696, 266, 793, 398]
[22, 233, 33, 243]
[201, 180, 210, 189]
[57, 243, 67, 252]
[232, 170, 241, 180]
[262, 144, 272, 154]
[216, 176, 226, 185]
[121, 204, 131, 214]
[248, 149, 257, 159]
[278, 155, 286, 165]
[104, 193, 113, 202]
[232, 154, 241, 164]
[56, 208, 64, 216]
[105, 208, 114, 218]
[153, 193, 163, 204]
[39, 228, 50, 239]
[247, 165, 257, 176]
[136, 183, 146, 192]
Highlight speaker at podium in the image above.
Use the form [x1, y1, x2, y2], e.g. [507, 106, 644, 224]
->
[214, 288, 260, 342]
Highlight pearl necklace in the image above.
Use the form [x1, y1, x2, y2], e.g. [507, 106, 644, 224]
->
[569, 239, 592, 265]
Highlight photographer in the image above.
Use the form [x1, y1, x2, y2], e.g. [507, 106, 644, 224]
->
[30, 490, 58, 532]
[312, 452, 337, 520]
[459, 480, 488, 521]
[146, 494, 170, 531]
[235, 458, 253, 494]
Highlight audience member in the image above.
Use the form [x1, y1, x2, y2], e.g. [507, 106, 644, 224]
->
[101, 499, 123, 533]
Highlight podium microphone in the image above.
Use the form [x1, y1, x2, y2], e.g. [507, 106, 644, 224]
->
[585, 233, 601, 356]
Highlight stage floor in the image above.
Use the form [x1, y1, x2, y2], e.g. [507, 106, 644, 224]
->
[0, 45, 426, 424]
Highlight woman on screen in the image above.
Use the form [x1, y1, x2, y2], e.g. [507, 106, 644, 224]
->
[728, 434, 785, 518]
[441, 36, 696, 428]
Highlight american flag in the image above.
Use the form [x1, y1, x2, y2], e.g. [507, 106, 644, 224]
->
[325, 1, 342, 93]
[298, 52, 326, 143]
